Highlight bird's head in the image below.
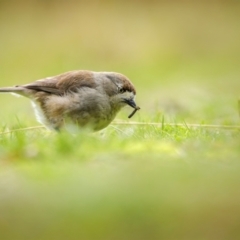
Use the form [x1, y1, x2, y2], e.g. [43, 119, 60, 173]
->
[100, 72, 140, 118]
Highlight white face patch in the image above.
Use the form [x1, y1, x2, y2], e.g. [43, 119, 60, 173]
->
[119, 91, 135, 100]
[111, 91, 136, 109]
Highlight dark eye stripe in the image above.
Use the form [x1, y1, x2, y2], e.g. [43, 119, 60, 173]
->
[119, 86, 135, 93]
[119, 88, 126, 93]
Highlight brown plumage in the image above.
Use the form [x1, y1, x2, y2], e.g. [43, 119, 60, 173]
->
[0, 70, 140, 131]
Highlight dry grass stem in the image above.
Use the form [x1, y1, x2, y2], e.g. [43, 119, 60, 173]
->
[113, 121, 240, 130]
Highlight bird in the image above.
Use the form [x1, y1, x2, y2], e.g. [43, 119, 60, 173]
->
[0, 70, 140, 131]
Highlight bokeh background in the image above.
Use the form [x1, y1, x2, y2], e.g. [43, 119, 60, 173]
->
[0, 0, 240, 125]
[0, 1, 240, 240]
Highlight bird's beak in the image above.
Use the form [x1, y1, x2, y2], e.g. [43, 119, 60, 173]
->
[123, 98, 141, 118]
[123, 98, 138, 109]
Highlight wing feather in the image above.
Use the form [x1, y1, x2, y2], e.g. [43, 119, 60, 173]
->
[22, 70, 96, 95]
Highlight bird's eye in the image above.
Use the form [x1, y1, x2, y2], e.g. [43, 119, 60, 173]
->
[119, 88, 126, 93]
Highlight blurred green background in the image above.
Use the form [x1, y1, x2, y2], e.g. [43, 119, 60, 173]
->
[0, 0, 239, 125]
[0, 0, 240, 240]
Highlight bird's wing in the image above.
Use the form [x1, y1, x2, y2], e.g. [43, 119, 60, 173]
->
[23, 70, 96, 95]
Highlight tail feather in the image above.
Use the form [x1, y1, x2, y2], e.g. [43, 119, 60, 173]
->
[0, 86, 29, 98]
[0, 86, 25, 93]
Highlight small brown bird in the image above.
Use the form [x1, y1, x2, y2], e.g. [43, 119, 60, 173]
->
[0, 70, 140, 131]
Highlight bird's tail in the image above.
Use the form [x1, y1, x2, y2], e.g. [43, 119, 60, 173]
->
[0, 86, 27, 93]
[0, 86, 28, 97]
[0, 86, 21, 92]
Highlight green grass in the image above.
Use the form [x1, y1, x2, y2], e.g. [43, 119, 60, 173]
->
[0, 1, 240, 240]
[0, 125, 240, 240]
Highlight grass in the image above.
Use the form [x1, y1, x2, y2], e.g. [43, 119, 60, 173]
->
[0, 1, 240, 240]
[1, 122, 240, 240]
